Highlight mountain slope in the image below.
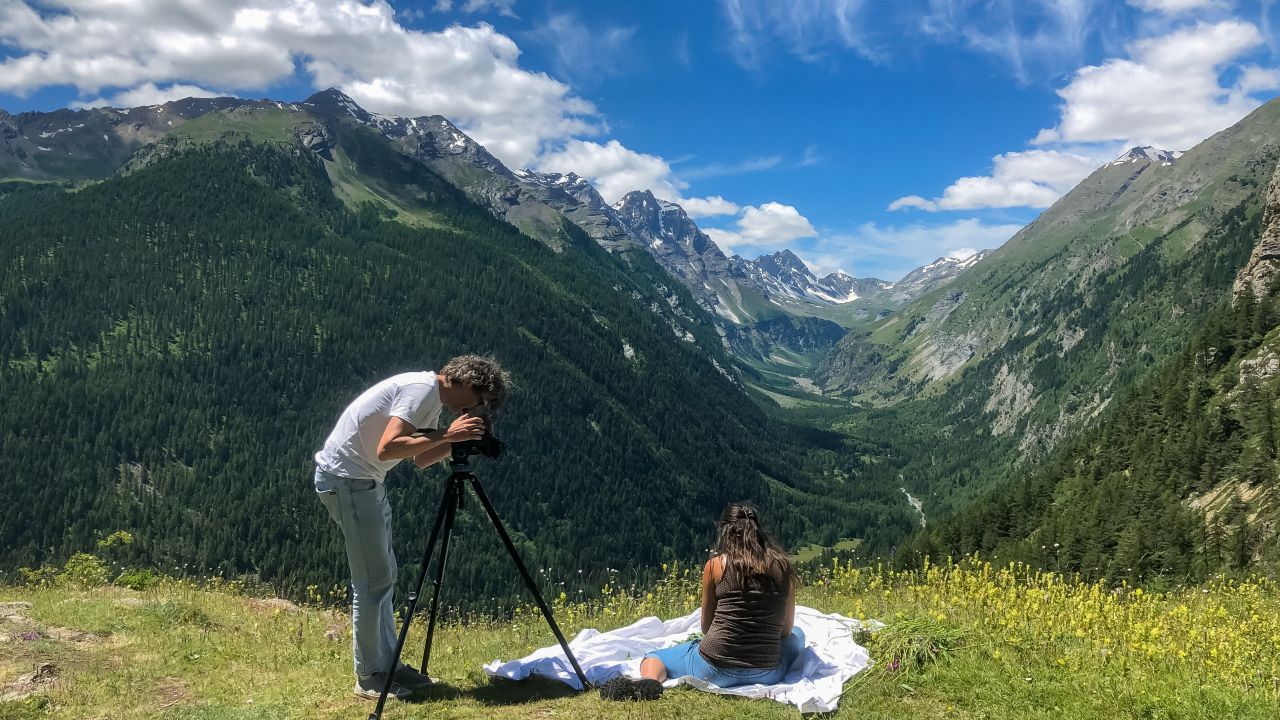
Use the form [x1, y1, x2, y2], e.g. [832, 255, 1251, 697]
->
[0, 133, 910, 602]
[904, 158, 1280, 580]
[821, 102, 1280, 449]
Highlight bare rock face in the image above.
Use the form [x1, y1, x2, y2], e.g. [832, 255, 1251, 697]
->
[295, 122, 334, 158]
[1234, 159, 1280, 300]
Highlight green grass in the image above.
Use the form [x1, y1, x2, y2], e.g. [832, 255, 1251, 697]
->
[172, 108, 301, 143]
[2, 561, 1279, 720]
[790, 539, 861, 565]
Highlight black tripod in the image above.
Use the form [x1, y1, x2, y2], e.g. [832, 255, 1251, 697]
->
[369, 457, 590, 719]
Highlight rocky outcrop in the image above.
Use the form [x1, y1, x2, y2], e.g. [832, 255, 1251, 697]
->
[295, 122, 334, 158]
[1233, 158, 1280, 300]
[723, 315, 847, 360]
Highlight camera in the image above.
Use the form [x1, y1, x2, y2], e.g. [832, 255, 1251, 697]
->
[451, 414, 503, 461]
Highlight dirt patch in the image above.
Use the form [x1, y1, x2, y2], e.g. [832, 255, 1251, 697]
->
[0, 662, 58, 702]
[154, 676, 191, 710]
[0, 603, 32, 622]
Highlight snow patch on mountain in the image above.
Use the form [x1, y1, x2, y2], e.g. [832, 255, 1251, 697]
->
[1106, 146, 1182, 167]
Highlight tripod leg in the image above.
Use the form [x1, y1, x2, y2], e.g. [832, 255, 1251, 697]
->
[468, 478, 591, 690]
[420, 477, 461, 675]
[369, 477, 456, 720]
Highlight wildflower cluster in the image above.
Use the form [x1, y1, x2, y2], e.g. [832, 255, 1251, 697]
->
[809, 556, 1280, 693]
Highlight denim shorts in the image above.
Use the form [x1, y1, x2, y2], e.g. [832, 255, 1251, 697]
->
[644, 628, 806, 688]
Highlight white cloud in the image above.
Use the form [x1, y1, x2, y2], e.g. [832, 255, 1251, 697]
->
[896, 19, 1279, 214]
[792, 252, 847, 277]
[74, 82, 220, 109]
[703, 202, 817, 256]
[1033, 20, 1278, 150]
[889, 149, 1109, 211]
[0, 1, 596, 169]
[722, 0, 878, 68]
[831, 218, 1025, 280]
[1127, 0, 1226, 14]
[527, 13, 636, 83]
[680, 155, 783, 180]
[918, 0, 1105, 84]
[433, 0, 519, 16]
[535, 139, 684, 203]
[680, 196, 741, 217]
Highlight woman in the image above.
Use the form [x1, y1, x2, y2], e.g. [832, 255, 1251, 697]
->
[601, 503, 806, 701]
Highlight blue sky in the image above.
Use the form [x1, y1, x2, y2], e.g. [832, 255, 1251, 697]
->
[3, 1, 1279, 280]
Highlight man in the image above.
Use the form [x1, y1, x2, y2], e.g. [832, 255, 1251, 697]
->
[314, 354, 511, 700]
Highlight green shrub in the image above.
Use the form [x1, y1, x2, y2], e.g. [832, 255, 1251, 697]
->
[140, 600, 216, 629]
[114, 568, 162, 591]
[17, 565, 58, 588]
[57, 553, 109, 589]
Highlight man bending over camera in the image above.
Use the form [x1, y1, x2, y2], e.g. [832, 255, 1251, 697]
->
[313, 355, 510, 701]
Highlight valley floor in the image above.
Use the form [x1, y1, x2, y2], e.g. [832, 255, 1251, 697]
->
[2, 560, 1279, 719]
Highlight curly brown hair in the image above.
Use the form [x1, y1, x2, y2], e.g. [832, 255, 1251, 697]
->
[440, 354, 513, 409]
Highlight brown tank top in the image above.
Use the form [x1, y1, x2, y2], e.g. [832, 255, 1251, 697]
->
[698, 566, 789, 669]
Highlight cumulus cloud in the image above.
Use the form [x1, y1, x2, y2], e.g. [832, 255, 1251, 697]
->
[534, 139, 684, 203]
[680, 196, 741, 218]
[1033, 20, 1278, 150]
[889, 149, 1109, 211]
[74, 82, 221, 109]
[896, 19, 1278, 213]
[0, 0, 597, 168]
[829, 219, 1024, 280]
[703, 202, 817, 256]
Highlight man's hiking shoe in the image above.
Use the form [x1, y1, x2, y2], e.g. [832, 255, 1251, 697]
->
[353, 672, 417, 701]
[393, 663, 435, 691]
[599, 676, 663, 701]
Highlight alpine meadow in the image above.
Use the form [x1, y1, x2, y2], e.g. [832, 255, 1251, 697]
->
[4, 2, 1280, 718]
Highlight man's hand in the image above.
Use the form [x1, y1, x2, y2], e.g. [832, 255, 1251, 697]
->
[442, 414, 485, 442]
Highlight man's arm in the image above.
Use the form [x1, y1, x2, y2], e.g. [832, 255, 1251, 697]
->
[413, 443, 453, 468]
[376, 417, 446, 462]
[377, 415, 486, 463]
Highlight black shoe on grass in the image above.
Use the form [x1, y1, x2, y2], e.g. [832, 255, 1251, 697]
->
[599, 676, 663, 701]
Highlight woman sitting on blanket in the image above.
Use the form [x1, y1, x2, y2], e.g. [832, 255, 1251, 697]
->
[601, 502, 806, 701]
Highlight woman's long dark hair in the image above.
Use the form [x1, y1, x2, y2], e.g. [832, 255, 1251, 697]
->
[713, 503, 796, 593]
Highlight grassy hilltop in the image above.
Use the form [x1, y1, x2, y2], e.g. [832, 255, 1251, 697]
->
[2, 559, 1279, 720]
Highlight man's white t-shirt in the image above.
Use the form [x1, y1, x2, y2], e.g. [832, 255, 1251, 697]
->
[315, 371, 443, 482]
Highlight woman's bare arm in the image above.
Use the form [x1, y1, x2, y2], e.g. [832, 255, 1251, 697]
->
[700, 556, 721, 634]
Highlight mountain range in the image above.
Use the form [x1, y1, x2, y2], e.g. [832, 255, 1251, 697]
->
[5, 86, 1280, 591]
[1, 89, 979, 375]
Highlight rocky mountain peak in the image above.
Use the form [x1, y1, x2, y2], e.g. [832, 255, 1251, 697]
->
[1107, 146, 1181, 167]
[303, 88, 370, 123]
[515, 169, 593, 193]
[755, 249, 814, 279]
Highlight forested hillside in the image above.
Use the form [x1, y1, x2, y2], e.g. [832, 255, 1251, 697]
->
[907, 283, 1280, 581]
[819, 103, 1280, 523]
[0, 138, 909, 602]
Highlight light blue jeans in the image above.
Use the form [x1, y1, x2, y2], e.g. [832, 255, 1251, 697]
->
[315, 467, 398, 679]
[644, 628, 807, 688]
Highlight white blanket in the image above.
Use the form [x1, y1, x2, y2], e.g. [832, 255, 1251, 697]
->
[483, 605, 876, 713]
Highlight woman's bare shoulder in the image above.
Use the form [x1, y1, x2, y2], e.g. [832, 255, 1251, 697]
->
[703, 554, 726, 581]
